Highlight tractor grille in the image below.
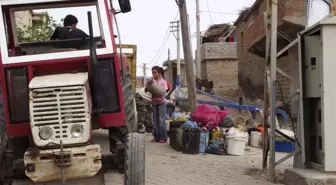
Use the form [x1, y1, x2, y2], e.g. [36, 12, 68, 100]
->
[30, 86, 90, 146]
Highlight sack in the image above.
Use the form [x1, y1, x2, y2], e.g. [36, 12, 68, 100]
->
[191, 104, 230, 130]
[145, 80, 166, 98]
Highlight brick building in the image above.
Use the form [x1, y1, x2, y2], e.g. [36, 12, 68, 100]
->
[200, 42, 238, 95]
[163, 59, 187, 86]
[198, 24, 239, 96]
[234, 0, 307, 116]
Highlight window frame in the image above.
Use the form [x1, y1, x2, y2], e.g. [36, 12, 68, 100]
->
[0, 0, 114, 64]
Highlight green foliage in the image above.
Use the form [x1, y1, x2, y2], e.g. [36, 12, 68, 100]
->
[17, 12, 62, 43]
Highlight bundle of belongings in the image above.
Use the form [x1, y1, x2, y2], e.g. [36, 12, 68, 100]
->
[191, 104, 231, 132]
[190, 104, 234, 155]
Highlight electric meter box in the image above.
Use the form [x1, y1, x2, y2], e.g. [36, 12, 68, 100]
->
[299, 16, 336, 172]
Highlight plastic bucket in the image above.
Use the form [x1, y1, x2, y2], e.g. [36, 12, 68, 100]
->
[169, 129, 177, 148]
[176, 128, 184, 151]
[226, 135, 248, 156]
[250, 131, 262, 148]
[275, 141, 295, 153]
[169, 121, 184, 149]
[182, 128, 201, 155]
[210, 131, 223, 141]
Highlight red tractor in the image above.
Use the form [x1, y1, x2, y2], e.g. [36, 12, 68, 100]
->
[0, 0, 144, 184]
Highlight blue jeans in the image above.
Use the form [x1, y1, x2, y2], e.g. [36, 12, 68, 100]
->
[152, 101, 167, 141]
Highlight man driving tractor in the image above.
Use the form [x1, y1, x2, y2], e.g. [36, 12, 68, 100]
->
[50, 14, 89, 40]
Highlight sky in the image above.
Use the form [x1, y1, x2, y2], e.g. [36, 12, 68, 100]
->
[29, 0, 256, 76]
[115, 0, 256, 75]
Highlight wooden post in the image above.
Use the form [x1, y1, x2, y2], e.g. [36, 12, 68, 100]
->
[269, 0, 278, 181]
[178, 0, 197, 112]
[262, 0, 271, 170]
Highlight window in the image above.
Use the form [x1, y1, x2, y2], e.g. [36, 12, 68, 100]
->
[14, 6, 102, 44]
[12, 5, 103, 56]
[0, 0, 114, 64]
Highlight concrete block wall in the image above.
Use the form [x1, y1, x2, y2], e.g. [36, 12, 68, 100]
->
[200, 42, 237, 61]
[198, 42, 239, 96]
[203, 59, 238, 94]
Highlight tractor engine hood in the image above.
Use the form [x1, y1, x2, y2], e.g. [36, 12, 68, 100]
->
[29, 72, 89, 89]
[28, 72, 92, 147]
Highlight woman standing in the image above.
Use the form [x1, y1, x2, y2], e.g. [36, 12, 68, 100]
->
[149, 66, 168, 143]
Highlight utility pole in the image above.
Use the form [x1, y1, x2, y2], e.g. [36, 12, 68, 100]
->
[176, 0, 197, 111]
[170, 20, 181, 98]
[195, 0, 201, 78]
[167, 49, 173, 83]
[141, 63, 148, 87]
[187, 14, 193, 60]
[269, 0, 278, 182]
[262, 0, 271, 171]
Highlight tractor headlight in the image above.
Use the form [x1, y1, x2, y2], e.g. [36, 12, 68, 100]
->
[70, 124, 84, 138]
[39, 126, 53, 140]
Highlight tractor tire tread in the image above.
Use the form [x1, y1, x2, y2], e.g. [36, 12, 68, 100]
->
[124, 133, 145, 185]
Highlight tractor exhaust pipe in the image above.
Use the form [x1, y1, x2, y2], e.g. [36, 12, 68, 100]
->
[88, 11, 101, 115]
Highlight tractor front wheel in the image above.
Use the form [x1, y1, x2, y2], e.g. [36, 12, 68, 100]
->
[124, 133, 145, 185]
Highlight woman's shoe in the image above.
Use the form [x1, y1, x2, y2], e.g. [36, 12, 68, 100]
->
[151, 139, 158, 142]
[159, 139, 167, 143]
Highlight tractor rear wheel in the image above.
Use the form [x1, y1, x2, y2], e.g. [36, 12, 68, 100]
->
[122, 71, 137, 132]
[124, 133, 145, 185]
[109, 70, 137, 150]
[108, 70, 139, 172]
[0, 84, 9, 185]
[0, 85, 7, 162]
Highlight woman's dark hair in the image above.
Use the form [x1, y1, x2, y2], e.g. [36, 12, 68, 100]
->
[64, 14, 78, 27]
[152, 66, 165, 78]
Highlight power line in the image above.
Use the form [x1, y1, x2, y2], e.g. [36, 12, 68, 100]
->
[150, 33, 171, 66]
[205, 0, 214, 24]
[213, 0, 225, 18]
[148, 11, 179, 65]
[190, 15, 196, 27]
[201, 10, 238, 15]
[148, 25, 170, 65]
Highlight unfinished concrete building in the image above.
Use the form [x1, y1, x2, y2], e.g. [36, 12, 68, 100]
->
[234, 0, 307, 117]
[198, 24, 239, 97]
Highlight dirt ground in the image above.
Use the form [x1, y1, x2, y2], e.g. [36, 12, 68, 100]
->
[92, 130, 293, 185]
